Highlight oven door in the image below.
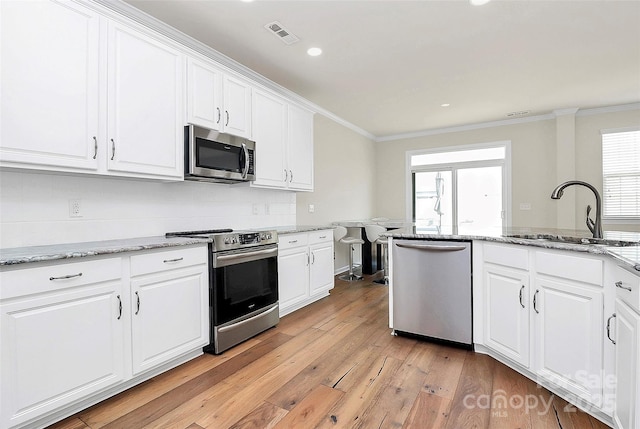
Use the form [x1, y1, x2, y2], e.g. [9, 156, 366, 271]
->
[211, 245, 278, 325]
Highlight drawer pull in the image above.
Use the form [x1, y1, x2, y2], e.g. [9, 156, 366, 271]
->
[519, 285, 525, 308]
[607, 313, 616, 345]
[533, 290, 540, 314]
[117, 295, 122, 320]
[319, 235, 327, 239]
[615, 281, 632, 292]
[135, 291, 140, 315]
[49, 273, 83, 281]
[289, 240, 298, 244]
[163, 257, 184, 263]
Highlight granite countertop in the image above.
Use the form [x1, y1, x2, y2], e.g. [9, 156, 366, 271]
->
[0, 236, 210, 266]
[268, 225, 335, 234]
[386, 226, 640, 272]
[333, 219, 412, 229]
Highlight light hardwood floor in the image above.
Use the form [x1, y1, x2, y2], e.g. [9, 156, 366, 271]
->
[49, 274, 612, 429]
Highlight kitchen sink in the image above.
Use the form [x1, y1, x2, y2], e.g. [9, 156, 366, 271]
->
[504, 233, 639, 247]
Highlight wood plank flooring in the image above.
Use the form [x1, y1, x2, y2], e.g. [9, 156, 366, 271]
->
[49, 274, 612, 429]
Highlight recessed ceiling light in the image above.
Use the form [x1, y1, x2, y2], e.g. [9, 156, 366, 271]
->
[441, 103, 451, 107]
[470, 0, 491, 5]
[307, 47, 322, 57]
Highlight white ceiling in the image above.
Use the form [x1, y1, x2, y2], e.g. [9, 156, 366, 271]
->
[124, 0, 640, 139]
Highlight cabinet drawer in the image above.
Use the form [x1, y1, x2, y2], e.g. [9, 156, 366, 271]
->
[278, 233, 308, 250]
[484, 243, 528, 270]
[614, 265, 640, 311]
[535, 250, 602, 286]
[0, 257, 122, 299]
[308, 230, 332, 245]
[130, 246, 207, 277]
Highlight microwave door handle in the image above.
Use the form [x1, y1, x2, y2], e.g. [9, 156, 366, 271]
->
[241, 143, 249, 179]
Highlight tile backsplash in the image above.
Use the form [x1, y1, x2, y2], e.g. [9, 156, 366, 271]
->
[0, 171, 296, 248]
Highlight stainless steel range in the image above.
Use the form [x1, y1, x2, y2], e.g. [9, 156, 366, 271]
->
[166, 229, 279, 354]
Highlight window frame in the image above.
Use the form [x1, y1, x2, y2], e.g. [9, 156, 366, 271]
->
[601, 126, 640, 224]
[405, 141, 512, 233]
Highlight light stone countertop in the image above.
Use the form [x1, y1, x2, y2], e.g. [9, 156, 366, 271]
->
[385, 226, 640, 273]
[267, 225, 335, 235]
[0, 236, 210, 266]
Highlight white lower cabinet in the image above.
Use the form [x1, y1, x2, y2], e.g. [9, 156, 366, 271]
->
[278, 230, 334, 317]
[0, 245, 208, 429]
[479, 242, 611, 424]
[130, 247, 209, 376]
[0, 258, 126, 429]
[612, 266, 640, 429]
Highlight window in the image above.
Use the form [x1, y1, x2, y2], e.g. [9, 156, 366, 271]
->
[408, 142, 510, 235]
[602, 129, 640, 220]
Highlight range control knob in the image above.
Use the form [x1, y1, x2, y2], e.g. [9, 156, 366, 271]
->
[224, 237, 231, 244]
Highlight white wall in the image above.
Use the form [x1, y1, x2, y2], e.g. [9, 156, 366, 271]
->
[296, 114, 376, 272]
[0, 170, 295, 248]
[374, 106, 640, 233]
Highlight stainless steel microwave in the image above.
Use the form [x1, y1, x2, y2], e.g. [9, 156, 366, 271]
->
[184, 124, 256, 183]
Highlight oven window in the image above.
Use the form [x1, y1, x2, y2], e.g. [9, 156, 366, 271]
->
[196, 138, 241, 173]
[212, 256, 278, 325]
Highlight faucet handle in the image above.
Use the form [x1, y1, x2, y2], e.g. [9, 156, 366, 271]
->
[586, 205, 595, 233]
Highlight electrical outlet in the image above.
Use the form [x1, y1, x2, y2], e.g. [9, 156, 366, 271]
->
[519, 202, 532, 211]
[69, 199, 82, 218]
[252, 204, 259, 215]
[308, 204, 315, 213]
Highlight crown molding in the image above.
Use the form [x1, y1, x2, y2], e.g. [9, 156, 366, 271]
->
[87, 1, 640, 145]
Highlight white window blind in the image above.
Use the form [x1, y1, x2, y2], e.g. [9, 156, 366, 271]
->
[602, 129, 640, 219]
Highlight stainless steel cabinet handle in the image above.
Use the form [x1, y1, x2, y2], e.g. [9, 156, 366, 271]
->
[311, 252, 315, 264]
[92, 136, 98, 160]
[319, 236, 327, 239]
[284, 169, 288, 182]
[216, 107, 221, 124]
[306, 253, 309, 266]
[289, 240, 298, 244]
[135, 291, 140, 315]
[163, 257, 184, 263]
[395, 243, 467, 252]
[615, 281, 632, 292]
[289, 170, 293, 182]
[533, 290, 540, 314]
[50, 273, 83, 281]
[607, 313, 616, 345]
[519, 285, 525, 308]
[110, 139, 115, 160]
[225, 110, 229, 126]
[117, 295, 122, 320]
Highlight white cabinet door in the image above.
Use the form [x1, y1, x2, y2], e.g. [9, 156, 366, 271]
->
[278, 247, 310, 314]
[534, 277, 604, 406]
[614, 299, 640, 429]
[0, 0, 101, 171]
[222, 75, 252, 138]
[251, 89, 288, 188]
[130, 248, 208, 375]
[106, 21, 183, 179]
[287, 104, 314, 191]
[0, 258, 125, 429]
[310, 242, 334, 296]
[483, 265, 530, 367]
[186, 57, 223, 130]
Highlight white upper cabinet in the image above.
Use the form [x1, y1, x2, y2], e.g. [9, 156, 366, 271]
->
[106, 21, 183, 179]
[186, 57, 251, 138]
[251, 88, 288, 188]
[287, 104, 314, 191]
[0, 0, 184, 180]
[0, 0, 101, 171]
[251, 89, 314, 192]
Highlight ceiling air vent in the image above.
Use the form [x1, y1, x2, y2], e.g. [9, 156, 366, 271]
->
[506, 110, 531, 118]
[264, 21, 299, 45]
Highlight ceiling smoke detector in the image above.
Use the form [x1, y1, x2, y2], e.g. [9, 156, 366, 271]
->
[264, 21, 299, 45]
[506, 110, 531, 118]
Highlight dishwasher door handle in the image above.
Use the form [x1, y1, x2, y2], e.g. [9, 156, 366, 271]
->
[395, 243, 468, 252]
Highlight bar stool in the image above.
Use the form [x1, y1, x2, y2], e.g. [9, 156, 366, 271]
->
[364, 224, 389, 284]
[333, 226, 364, 281]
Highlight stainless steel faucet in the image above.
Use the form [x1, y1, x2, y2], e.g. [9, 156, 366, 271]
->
[550, 180, 603, 239]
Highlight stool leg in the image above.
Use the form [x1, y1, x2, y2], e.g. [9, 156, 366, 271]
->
[374, 243, 389, 285]
[339, 243, 362, 281]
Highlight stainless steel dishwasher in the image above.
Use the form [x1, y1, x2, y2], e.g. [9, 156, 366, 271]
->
[391, 239, 472, 348]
